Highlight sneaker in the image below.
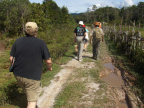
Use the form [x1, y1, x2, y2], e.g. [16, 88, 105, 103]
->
[79, 59, 83, 61]
[74, 56, 78, 59]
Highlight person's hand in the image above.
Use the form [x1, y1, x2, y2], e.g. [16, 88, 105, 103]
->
[48, 68, 52, 71]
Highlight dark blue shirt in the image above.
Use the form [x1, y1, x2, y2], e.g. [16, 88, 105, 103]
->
[10, 36, 51, 80]
[74, 27, 86, 36]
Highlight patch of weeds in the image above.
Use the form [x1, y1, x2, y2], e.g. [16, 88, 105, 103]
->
[54, 82, 85, 108]
[83, 57, 94, 62]
[71, 68, 89, 81]
[55, 46, 76, 65]
[89, 69, 99, 81]
[87, 44, 92, 52]
[41, 63, 61, 87]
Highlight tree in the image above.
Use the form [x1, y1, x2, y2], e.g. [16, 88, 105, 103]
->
[92, 5, 97, 11]
[61, 6, 69, 24]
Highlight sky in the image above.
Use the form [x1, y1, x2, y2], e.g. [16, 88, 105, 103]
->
[29, 0, 144, 13]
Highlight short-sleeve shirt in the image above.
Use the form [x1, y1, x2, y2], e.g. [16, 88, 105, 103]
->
[74, 27, 86, 36]
[10, 35, 51, 80]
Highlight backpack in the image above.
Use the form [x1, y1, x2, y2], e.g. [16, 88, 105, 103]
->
[93, 28, 101, 40]
[76, 27, 85, 36]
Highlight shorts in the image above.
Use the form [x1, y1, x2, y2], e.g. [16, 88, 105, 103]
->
[84, 38, 88, 43]
[15, 75, 42, 102]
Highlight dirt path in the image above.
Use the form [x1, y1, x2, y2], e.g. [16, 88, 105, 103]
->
[37, 28, 143, 108]
[37, 52, 96, 108]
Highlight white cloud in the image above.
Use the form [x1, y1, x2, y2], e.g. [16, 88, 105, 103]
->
[124, 0, 134, 6]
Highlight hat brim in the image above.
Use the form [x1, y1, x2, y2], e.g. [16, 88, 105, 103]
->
[79, 23, 84, 25]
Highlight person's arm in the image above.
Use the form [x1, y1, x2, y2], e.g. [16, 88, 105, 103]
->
[84, 32, 86, 38]
[45, 58, 52, 71]
[10, 42, 16, 65]
[9, 56, 13, 65]
[90, 35, 92, 44]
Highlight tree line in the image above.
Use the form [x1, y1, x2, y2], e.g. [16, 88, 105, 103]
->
[73, 2, 144, 26]
[0, 0, 75, 37]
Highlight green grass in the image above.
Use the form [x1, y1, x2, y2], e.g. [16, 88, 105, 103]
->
[54, 82, 85, 108]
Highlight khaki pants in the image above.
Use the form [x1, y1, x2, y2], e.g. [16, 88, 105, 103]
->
[76, 36, 84, 60]
[15, 76, 42, 102]
[92, 39, 101, 59]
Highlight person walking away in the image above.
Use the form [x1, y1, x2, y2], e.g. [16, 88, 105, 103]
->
[83, 24, 89, 52]
[9, 22, 52, 108]
[90, 21, 104, 60]
[74, 21, 86, 61]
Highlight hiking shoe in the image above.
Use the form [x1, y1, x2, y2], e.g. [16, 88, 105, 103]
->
[74, 56, 78, 59]
[92, 57, 97, 60]
[79, 59, 83, 61]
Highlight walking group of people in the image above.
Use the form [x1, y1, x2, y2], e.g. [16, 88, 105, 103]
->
[74, 21, 104, 61]
[9, 20, 104, 108]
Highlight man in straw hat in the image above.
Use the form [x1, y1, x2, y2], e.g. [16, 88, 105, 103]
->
[10, 22, 52, 108]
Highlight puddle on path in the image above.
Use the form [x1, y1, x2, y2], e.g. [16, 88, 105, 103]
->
[101, 63, 128, 108]
[102, 72, 124, 88]
[103, 63, 115, 71]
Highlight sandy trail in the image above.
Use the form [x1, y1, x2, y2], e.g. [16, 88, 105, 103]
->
[37, 58, 88, 108]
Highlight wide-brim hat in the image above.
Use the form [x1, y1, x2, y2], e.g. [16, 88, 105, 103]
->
[79, 21, 84, 25]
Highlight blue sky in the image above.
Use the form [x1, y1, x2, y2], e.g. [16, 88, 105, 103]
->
[29, 0, 144, 13]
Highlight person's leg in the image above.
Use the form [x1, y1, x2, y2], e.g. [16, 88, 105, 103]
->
[76, 36, 84, 61]
[83, 39, 86, 51]
[77, 42, 80, 59]
[92, 43, 96, 59]
[24, 78, 42, 108]
[79, 40, 84, 60]
[27, 102, 37, 108]
[95, 41, 99, 59]
[97, 40, 101, 59]
[84, 41, 88, 52]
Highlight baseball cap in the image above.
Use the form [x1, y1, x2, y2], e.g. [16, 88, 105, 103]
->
[25, 22, 38, 30]
[25, 22, 38, 36]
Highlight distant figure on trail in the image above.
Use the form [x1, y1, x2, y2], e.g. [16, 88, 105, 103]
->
[83, 24, 89, 52]
[10, 22, 52, 108]
[90, 21, 104, 60]
[74, 21, 86, 61]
